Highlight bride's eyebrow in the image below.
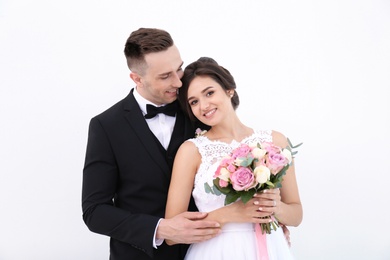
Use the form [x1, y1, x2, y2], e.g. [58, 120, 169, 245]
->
[202, 86, 213, 93]
[187, 86, 213, 102]
[187, 96, 196, 103]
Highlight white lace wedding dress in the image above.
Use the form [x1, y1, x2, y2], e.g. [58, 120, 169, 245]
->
[184, 130, 294, 260]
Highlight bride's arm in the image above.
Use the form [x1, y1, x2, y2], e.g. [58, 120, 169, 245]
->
[251, 130, 303, 227]
[165, 141, 199, 219]
[165, 141, 221, 245]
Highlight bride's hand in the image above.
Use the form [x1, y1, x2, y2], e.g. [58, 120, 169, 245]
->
[253, 188, 281, 216]
[206, 198, 272, 225]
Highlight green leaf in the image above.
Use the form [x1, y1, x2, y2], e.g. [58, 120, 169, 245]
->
[260, 223, 266, 234]
[261, 222, 272, 234]
[238, 156, 254, 167]
[266, 181, 275, 187]
[241, 189, 256, 204]
[212, 185, 222, 195]
[287, 138, 303, 149]
[293, 142, 303, 149]
[274, 182, 283, 189]
[287, 138, 293, 148]
[204, 183, 213, 194]
[225, 191, 240, 205]
[271, 221, 278, 231]
[212, 179, 230, 194]
[213, 178, 220, 187]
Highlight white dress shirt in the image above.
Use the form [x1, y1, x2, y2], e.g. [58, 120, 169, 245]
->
[133, 88, 176, 150]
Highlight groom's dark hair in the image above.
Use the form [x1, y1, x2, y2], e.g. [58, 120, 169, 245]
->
[124, 28, 174, 74]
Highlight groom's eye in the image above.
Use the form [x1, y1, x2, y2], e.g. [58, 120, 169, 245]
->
[160, 73, 170, 79]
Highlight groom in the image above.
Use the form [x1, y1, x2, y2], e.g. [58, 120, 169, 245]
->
[82, 28, 221, 260]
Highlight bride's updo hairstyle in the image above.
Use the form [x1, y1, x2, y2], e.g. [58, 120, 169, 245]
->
[178, 57, 240, 122]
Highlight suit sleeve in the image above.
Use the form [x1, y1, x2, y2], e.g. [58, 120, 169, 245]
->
[81, 117, 159, 257]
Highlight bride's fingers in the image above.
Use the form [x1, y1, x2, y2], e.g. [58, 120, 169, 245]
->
[257, 206, 274, 214]
[252, 214, 274, 223]
[254, 188, 280, 198]
[254, 190, 281, 208]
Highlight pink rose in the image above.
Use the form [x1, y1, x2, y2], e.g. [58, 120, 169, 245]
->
[266, 152, 288, 174]
[230, 167, 256, 191]
[227, 163, 236, 173]
[231, 144, 252, 159]
[219, 179, 229, 188]
[214, 165, 223, 178]
[221, 157, 236, 170]
[220, 157, 234, 166]
[215, 158, 236, 178]
[261, 142, 282, 154]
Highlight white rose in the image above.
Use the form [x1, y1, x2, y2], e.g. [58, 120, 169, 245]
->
[254, 165, 271, 184]
[252, 147, 266, 160]
[219, 167, 231, 181]
[282, 149, 292, 164]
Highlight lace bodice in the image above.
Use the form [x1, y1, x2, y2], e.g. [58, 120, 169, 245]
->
[188, 129, 272, 212]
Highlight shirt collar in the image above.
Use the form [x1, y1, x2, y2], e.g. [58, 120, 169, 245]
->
[133, 87, 158, 116]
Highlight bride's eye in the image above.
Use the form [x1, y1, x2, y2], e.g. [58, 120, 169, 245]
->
[206, 91, 214, 97]
[189, 100, 198, 106]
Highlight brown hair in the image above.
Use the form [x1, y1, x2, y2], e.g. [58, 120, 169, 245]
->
[124, 28, 174, 74]
[178, 57, 240, 121]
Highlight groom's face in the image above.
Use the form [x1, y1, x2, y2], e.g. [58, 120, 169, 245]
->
[136, 45, 184, 105]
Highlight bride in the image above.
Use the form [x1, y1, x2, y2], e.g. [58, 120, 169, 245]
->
[165, 57, 303, 260]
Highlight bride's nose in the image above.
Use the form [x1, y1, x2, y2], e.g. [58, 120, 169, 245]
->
[200, 100, 210, 111]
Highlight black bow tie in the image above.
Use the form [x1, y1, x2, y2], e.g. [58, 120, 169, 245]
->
[144, 102, 178, 119]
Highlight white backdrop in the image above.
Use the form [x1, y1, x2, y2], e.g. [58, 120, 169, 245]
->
[1, 0, 389, 259]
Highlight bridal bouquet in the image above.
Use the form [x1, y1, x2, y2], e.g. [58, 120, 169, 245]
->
[204, 139, 301, 234]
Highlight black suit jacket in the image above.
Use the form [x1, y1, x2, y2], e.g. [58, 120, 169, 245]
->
[82, 89, 199, 259]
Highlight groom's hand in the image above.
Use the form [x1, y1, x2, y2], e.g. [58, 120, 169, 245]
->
[158, 211, 221, 245]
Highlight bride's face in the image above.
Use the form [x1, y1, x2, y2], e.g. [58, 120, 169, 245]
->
[187, 76, 233, 126]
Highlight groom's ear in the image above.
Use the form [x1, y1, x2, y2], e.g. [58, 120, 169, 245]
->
[130, 72, 142, 87]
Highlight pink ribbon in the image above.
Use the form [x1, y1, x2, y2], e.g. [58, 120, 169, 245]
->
[255, 224, 269, 260]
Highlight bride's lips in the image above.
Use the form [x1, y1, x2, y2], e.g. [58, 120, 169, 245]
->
[203, 108, 216, 118]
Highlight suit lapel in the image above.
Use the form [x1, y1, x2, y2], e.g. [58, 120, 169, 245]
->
[167, 109, 193, 156]
[166, 108, 197, 170]
[123, 90, 171, 176]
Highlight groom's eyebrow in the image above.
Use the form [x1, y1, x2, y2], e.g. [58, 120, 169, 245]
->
[158, 62, 184, 77]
